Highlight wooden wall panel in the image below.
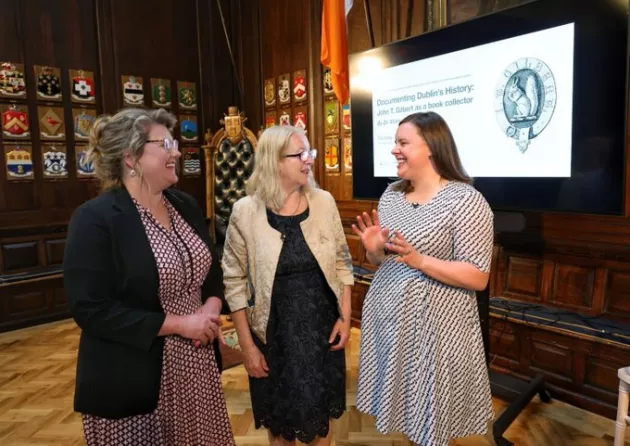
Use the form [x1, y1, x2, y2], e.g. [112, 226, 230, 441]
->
[529, 333, 574, 384]
[448, 0, 482, 24]
[502, 256, 544, 302]
[347, 0, 425, 52]
[205, 0, 240, 136]
[582, 347, 627, 404]
[603, 270, 630, 319]
[0, 1, 21, 63]
[489, 320, 519, 365]
[44, 238, 65, 266]
[0, 275, 65, 332]
[550, 264, 596, 312]
[350, 283, 368, 323]
[337, 199, 375, 267]
[234, 0, 263, 134]
[489, 316, 630, 419]
[1, 241, 38, 272]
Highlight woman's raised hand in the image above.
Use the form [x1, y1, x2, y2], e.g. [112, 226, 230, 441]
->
[352, 210, 390, 255]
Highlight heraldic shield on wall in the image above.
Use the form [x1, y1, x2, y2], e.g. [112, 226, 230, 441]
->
[151, 78, 171, 108]
[73, 108, 97, 141]
[0, 62, 26, 99]
[182, 147, 201, 176]
[324, 137, 340, 172]
[69, 69, 95, 104]
[265, 110, 276, 128]
[277, 73, 291, 105]
[2, 104, 30, 139]
[4, 145, 34, 180]
[35, 65, 62, 101]
[343, 136, 352, 173]
[342, 103, 351, 130]
[264, 78, 276, 108]
[293, 69, 307, 103]
[177, 81, 197, 110]
[180, 115, 198, 142]
[324, 99, 339, 135]
[279, 109, 290, 126]
[122, 75, 144, 106]
[42, 145, 68, 179]
[38, 106, 66, 140]
[495, 57, 557, 154]
[76, 146, 95, 178]
[293, 106, 307, 133]
[323, 67, 334, 96]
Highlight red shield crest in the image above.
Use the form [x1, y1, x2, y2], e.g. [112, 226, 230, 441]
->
[293, 75, 306, 100]
[72, 76, 95, 100]
[279, 112, 290, 126]
[3, 108, 29, 136]
[294, 111, 307, 130]
[342, 105, 351, 129]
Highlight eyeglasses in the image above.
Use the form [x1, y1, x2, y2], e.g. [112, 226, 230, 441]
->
[147, 138, 179, 152]
[282, 149, 317, 162]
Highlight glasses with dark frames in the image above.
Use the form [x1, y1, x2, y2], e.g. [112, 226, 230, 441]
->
[282, 148, 317, 161]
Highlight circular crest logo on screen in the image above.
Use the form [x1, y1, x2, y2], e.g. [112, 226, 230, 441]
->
[495, 58, 557, 153]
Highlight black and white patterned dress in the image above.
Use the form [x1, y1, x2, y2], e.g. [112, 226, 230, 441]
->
[82, 198, 235, 446]
[356, 181, 494, 446]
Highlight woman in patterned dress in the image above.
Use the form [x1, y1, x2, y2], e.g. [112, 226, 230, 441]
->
[352, 112, 494, 446]
[221, 125, 354, 445]
[63, 108, 235, 446]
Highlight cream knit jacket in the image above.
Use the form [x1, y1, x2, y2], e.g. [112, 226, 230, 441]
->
[221, 188, 355, 344]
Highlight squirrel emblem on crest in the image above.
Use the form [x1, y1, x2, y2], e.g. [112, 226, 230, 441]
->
[506, 75, 539, 121]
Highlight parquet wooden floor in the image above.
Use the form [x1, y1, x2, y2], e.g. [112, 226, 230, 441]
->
[0, 319, 625, 445]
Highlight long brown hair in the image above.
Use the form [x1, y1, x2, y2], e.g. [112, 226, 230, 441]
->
[392, 111, 472, 192]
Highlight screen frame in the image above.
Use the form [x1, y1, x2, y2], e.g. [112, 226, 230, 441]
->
[348, 0, 630, 216]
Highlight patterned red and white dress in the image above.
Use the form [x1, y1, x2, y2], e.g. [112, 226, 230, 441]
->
[82, 198, 235, 446]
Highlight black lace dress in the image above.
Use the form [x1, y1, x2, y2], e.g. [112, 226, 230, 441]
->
[249, 207, 346, 443]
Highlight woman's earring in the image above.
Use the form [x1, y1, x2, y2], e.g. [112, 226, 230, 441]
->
[130, 169, 136, 177]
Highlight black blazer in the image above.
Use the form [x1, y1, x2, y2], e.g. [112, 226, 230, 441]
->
[63, 187, 228, 419]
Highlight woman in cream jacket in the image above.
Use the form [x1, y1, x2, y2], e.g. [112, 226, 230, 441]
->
[222, 125, 354, 446]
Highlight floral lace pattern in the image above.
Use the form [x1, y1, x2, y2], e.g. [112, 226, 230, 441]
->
[248, 208, 346, 443]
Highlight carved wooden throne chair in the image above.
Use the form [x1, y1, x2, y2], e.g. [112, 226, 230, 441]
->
[203, 106, 258, 257]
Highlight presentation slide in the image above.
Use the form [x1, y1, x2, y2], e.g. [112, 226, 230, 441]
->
[371, 23, 575, 178]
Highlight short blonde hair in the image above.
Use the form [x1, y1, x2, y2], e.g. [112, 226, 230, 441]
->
[87, 108, 177, 191]
[246, 125, 317, 210]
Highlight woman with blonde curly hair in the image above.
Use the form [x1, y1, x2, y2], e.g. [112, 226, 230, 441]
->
[63, 107, 235, 445]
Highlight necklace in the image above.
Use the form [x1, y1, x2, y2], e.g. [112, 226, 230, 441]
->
[279, 192, 302, 216]
[290, 194, 302, 215]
